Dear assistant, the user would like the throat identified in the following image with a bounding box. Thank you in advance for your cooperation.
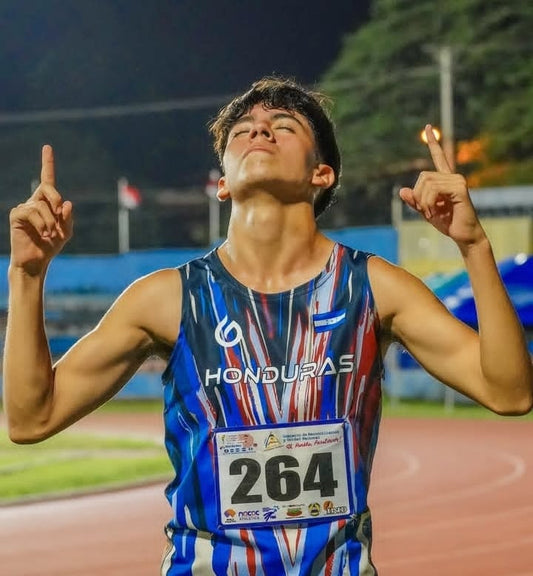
[217,237,336,294]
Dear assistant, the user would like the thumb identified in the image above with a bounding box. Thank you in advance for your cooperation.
[399,187,417,210]
[57,201,74,240]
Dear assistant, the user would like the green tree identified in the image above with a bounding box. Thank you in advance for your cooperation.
[321,0,533,223]
[449,0,533,184]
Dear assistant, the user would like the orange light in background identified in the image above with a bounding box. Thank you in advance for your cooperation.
[456,139,485,165]
[420,127,441,143]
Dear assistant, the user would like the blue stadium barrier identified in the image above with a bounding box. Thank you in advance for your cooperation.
[326,226,397,264]
[0,227,398,399]
[117,372,164,398]
[0,227,398,299]
[0,248,207,298]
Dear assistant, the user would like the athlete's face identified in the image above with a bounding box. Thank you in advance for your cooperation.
[218,104,333,204]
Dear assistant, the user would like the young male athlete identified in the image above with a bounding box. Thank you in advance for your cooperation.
[4,77,532,575]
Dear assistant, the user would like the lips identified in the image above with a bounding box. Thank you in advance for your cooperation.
[243,146,273,157]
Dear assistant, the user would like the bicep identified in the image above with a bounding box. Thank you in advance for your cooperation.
[47,269,181,434]
[369,257,485,401]
[54,311,151,418]
[392,288,483,390]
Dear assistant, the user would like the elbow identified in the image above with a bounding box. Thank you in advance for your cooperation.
[482,368,533,416]
[6,417,53,445]
[510,395,533,416]
[8,428,50,445]
[8,429,38,444]
[489,393,533,417]
[9,432,39,445]
[8,426,45,445]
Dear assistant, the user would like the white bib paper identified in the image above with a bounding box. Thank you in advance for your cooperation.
[214,420,353,528]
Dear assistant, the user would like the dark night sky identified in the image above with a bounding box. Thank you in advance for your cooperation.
[1,1,371,189]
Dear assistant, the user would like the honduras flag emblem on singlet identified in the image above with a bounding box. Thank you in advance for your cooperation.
[312,309,347,332]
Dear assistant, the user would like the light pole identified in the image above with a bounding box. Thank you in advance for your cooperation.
[205,169,221,246]
[438,45,455,171]
[438,45,458,412]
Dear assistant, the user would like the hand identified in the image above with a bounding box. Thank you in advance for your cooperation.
[9,145,73,276]
[399,125,486,248]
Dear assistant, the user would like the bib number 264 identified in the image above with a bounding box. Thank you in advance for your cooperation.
[230,452,338,504]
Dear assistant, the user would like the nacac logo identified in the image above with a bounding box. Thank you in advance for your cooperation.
[238,510,261,521]
[214,316,243,348]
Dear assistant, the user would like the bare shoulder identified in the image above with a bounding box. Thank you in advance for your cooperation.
[367,255,444,336]
[366,255,420,314]
[106,267,182,354]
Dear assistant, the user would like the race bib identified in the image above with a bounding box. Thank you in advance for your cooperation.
[214,420,353,528]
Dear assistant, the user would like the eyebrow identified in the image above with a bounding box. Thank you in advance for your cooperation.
[230,112,306,130]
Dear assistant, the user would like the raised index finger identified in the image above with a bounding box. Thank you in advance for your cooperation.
[41,144,55,186]
[425,124,452,173]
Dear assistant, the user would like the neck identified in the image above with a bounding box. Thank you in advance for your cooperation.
[218,197,334,292]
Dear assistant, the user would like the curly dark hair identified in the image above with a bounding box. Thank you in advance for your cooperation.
[208,76,341,218]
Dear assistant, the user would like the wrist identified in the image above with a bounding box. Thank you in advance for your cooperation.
[456,230,490,259]
[458,235,494,268]
[8,263,48,285]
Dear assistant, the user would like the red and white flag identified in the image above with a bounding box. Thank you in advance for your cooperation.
[118,178,142,210]
[205,169,221,199]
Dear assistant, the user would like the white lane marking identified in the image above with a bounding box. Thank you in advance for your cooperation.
[373,449,421,486]
[385,449,526,512]
[381,501,533,539]
[379,531,533,569]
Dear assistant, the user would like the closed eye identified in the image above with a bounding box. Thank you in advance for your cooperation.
[274,125,295,132]
[230,129,249,139]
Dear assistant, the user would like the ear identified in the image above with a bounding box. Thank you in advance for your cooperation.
[311,164,335,190]
[216,176,231,201]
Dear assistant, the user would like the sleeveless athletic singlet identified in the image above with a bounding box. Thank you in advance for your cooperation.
[161,243,383,575]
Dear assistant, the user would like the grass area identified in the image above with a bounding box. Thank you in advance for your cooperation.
[1,396,530,505]
[382,397,533,420]
[0,429,171,504]
[97,397,533,421]
[97,398,164,413]
[0,398,164,417]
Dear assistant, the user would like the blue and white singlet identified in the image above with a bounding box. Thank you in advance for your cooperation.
[161,243,383,575]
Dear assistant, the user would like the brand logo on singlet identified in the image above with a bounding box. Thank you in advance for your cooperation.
[214,316,243,348]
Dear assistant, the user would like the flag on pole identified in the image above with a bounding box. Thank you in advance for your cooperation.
[205,169,220,199]
[118,178,142,210]
[205,169,221,245]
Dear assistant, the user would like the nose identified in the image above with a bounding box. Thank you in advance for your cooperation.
[249,121,274,141]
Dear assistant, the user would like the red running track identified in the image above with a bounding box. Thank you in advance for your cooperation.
[1,412,532,575]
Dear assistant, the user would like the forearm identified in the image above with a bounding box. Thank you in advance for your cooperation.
[3,267,55,440]
[460,237,533,412]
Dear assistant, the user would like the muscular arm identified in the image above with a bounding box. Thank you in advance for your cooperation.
[374,125,532,415]
[4,145,181,443]
[4,268,181,443]
[369,252,533,415]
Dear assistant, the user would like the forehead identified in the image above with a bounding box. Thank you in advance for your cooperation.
[232,103,312,129]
